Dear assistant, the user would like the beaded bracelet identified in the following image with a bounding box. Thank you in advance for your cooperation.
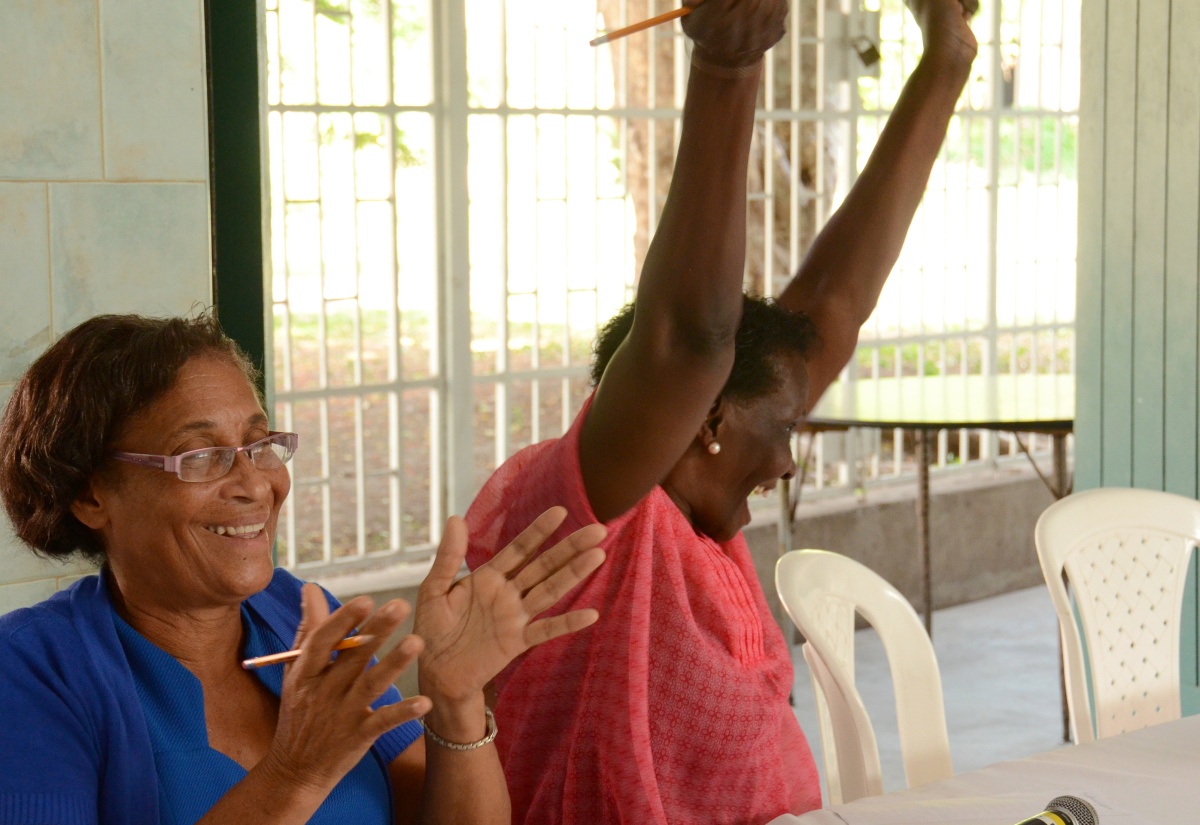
[422,707,498,751]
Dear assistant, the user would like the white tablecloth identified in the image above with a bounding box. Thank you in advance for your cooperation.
[771,715,1200,825]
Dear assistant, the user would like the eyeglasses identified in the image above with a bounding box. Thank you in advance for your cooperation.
[112,432,299,483]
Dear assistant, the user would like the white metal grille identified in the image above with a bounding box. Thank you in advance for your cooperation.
[798,0,1080,495]
[264,0,1081,574]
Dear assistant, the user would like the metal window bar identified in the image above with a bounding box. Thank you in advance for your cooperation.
[264,0,1080,575]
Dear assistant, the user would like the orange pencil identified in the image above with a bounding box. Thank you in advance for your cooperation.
[590,7,693,47]
[241,634,376,670]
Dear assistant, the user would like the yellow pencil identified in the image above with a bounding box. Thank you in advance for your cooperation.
[241,634,375,670]
[590,7,693,48]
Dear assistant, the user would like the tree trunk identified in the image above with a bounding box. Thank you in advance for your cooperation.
[593,0,834,296]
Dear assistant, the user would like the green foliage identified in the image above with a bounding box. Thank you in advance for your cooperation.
[858,334,998,379]
[394,1,426,46]
[355,130,382,151]
[302,0,425,45]
[994,331,1073,375]
[284,309,393,341]
[319,122,337,147]
[597,119,623,183]
[315,0,349,22]
[311,114,424,169]
[941,117,1077,181]
[395,129,426,168]
[855,348,873,373]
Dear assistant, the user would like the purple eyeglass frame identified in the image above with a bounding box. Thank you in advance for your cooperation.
[112,431,299,482]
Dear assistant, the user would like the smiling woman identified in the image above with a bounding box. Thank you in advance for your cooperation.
[0,312,607,825]
[73,354,292,615]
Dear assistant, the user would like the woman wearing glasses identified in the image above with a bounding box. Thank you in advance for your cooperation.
[0,313,605,825]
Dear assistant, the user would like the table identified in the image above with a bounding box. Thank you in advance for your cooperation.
[784,374,1075,635]
[769,715,1200,825]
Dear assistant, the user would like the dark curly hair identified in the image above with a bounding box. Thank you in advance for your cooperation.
[591,294,818,402]
[0,312,260,562]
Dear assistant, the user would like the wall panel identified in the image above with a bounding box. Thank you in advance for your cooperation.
[1130,0,1169,490]
[1163,0,1200,499]
[0,0,212,610]
[1077,0,1200,714]
[1097,0,1136,488]
[1073,0,1106,489]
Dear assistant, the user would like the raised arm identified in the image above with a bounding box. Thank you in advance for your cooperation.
[580,0,787,522]
[778,0,978,405]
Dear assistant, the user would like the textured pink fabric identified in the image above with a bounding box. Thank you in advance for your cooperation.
[466,396,821,825]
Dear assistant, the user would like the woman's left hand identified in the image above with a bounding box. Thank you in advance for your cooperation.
[413,507,606,703]
[906,0,979,68]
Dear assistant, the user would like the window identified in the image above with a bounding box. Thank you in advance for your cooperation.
[262,0,1081,574]
[802,0,1080,492]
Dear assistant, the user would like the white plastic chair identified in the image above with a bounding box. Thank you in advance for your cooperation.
[1035,487,1199,744]
[775,549,953,804]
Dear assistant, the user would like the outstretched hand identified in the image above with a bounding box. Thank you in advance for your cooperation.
[906,0,979,66]
[414,508,606,703]
[681,0,788,69]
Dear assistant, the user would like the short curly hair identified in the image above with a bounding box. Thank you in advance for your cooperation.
[0,312,260,562]
[591,293,818,401]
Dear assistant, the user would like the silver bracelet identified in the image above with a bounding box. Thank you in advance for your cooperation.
[421,707,498,751]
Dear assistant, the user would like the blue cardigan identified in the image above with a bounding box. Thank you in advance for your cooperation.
[0,568,422,825]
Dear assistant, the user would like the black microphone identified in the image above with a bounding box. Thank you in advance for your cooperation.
[1014,795,1098,825]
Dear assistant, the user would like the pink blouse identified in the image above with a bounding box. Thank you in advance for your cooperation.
[466,397,821,824]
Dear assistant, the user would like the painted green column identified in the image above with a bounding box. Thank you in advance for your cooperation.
[205,0,273,567]
[1075,0,1200,714]
[204,0,270,407]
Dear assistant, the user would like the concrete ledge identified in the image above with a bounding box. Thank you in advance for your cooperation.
[314,558,434,602]
[319,463,1062,696]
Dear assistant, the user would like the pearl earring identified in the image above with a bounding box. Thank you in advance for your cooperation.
[707,442,721,455]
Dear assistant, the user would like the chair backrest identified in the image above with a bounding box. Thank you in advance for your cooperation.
[1034,487,1199,744]
[776,549,953,804]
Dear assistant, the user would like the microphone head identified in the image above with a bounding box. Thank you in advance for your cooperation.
[1046,795,1098,825]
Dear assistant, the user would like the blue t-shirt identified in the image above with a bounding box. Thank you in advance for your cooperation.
[112,605,391,825]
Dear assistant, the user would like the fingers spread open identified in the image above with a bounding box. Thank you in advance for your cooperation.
[511,522,606,595]
[520,546,606,617]
[319,599,413,690]
[488,506,569,577]
[354,598,411,642]
[359,633,424,701]
[524,608,601,649]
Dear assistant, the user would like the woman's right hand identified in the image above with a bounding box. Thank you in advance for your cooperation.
[414,509,606,707]
[681,0,788,68]
[260,585,429,795]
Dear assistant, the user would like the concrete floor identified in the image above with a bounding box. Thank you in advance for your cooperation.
[789,584,1070,797]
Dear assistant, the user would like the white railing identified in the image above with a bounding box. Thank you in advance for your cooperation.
[263,0,1080,574]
